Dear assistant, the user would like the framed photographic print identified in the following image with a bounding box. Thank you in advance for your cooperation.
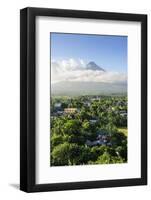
[20,7,147,192]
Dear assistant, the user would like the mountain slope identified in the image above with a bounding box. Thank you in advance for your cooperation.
[86,61,105,72]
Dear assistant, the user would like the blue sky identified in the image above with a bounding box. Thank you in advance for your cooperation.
[50,33,127,73]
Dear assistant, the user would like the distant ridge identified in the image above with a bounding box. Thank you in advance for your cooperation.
[86,61,105,72]
[52,81,127,96]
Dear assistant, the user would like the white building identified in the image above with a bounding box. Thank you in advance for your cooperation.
[54,103,62,108]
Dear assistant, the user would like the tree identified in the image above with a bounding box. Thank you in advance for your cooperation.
[111,131,126,147]
[82,120,90,131]
[51,134,64,149]
[51,142,70,166]
[63,119,81,135]
[79,146,92,164]
[63,134,85,145]
[116,142,127,162]
[95,152,111,164]
[90,146,107,161]
[95,152,124,164]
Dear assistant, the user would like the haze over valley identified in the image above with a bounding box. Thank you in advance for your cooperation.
[51,60,127,96]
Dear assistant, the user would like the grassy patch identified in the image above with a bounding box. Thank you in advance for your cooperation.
[117,127,128,137]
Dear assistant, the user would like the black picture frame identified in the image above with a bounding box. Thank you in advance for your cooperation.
[20,7,147,192]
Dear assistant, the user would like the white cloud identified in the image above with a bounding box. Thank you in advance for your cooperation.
[51,59,127,84]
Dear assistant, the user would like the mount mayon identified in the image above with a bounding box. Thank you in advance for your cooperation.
[86,61,105,72]
[52,61,127,96]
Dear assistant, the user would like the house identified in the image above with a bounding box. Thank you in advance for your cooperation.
[119,111,127,117]
[89,117,98,124]
[89,119,98,124]
[116,101,123,106]
[64,108,77,114]
[86,139,107,147]
[120,113,127,117]
[53,102,63,114]
[56,111,64,115]
[85,129,112,147]
[83,101,91,107]
[54,103,62,108]
[91,96,100,101]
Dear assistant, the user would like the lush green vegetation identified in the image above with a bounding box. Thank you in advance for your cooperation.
[117,127,128,137]
[50,95,127,166]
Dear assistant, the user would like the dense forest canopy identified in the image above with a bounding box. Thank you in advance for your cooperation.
[50,95,127,166]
